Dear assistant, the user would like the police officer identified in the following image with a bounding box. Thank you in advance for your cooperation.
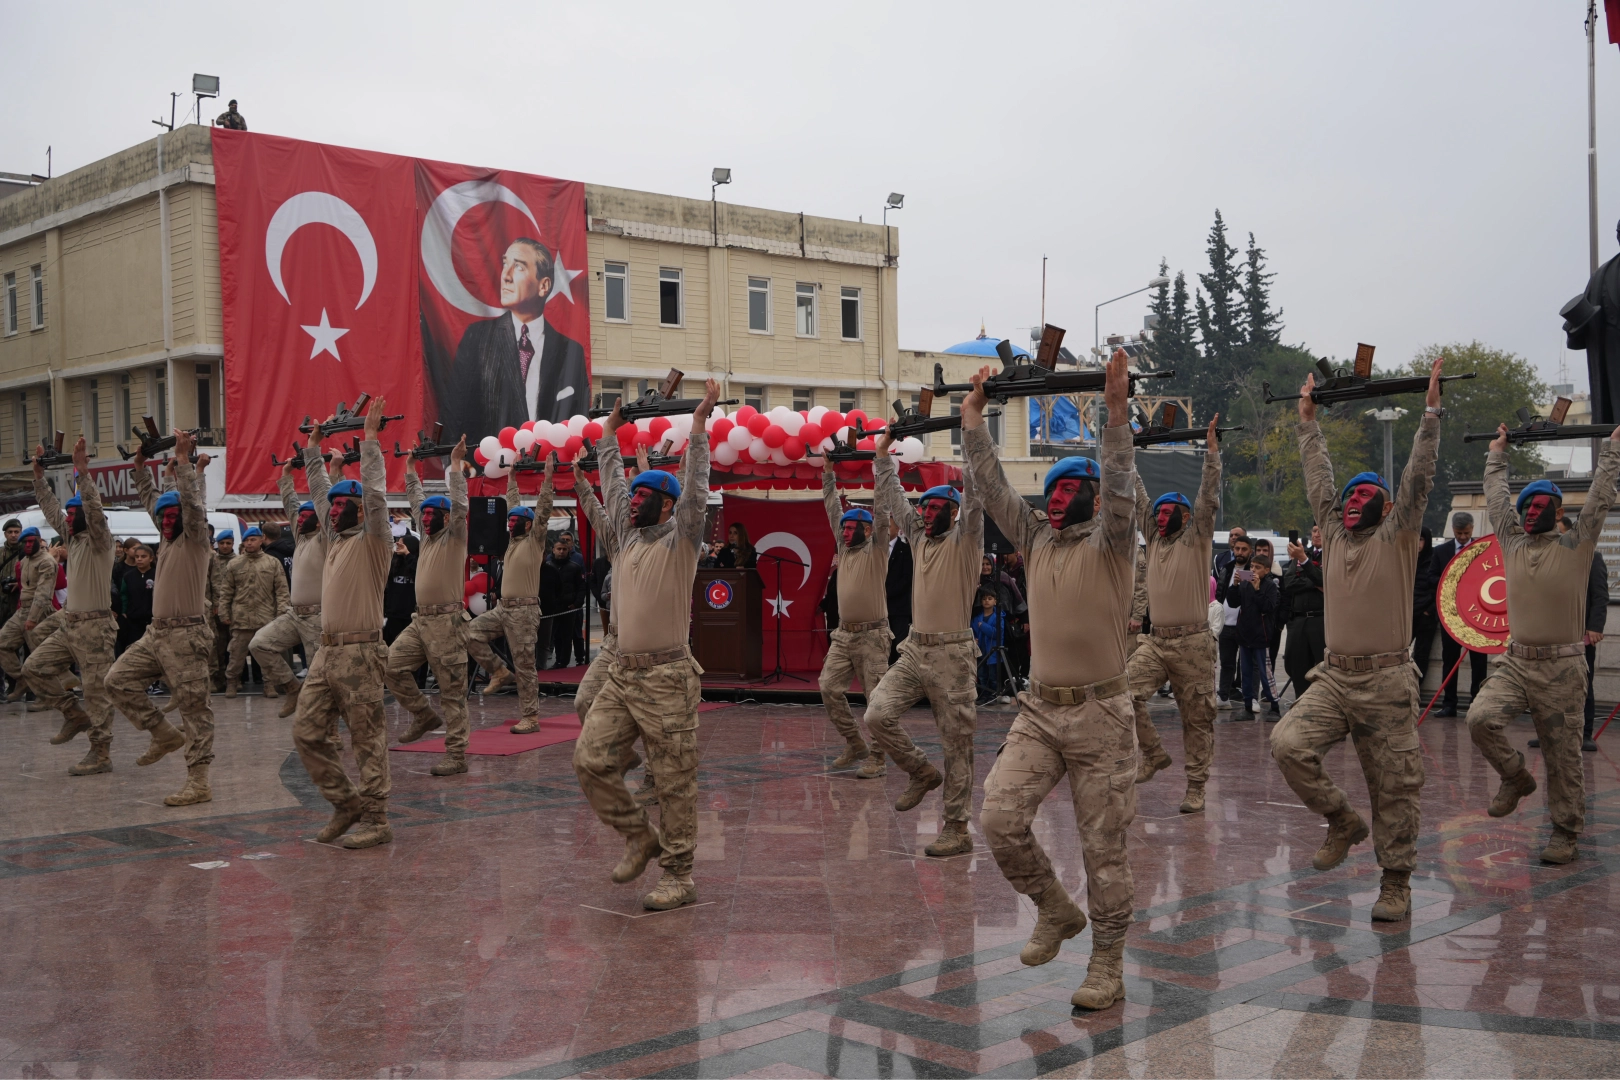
[249,455,338,717]
[966,350,1142,1011]
[292,401,394,849]
[817,459,893,777]
[464,452,553,733]
[107,430,216,806]
[215,100,247,130]
[1467,423,1620,864]
[1128,417,1223,812]
[571,381,718,911]
[389,438,474,775]
[862,433,983,857]
[27,436,119,774]
[0,526,55,705]
[218,526,289,697]
[1270,358,1444,922]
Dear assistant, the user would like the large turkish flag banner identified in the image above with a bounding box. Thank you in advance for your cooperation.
[720,496,837,670]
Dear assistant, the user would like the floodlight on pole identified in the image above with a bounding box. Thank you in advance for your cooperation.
[1365,406,1408,488]
[1096,275,1173,352]
[710,168,732,246]
[192,74,219,127]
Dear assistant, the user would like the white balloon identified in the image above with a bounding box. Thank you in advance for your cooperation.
[770,448,791,466]
[769,405,791,423]
[805,454,825,467]
[567,415,587,436]
[712,441,740,466]
[479,435,502,460]
[748,437,770,462]
[727,426,753,450]
[532,419,553,442]
[709,405,727,422]
[483,460,506,479]
[780,411,805,435]
[900,437,926,464]
[512,429,536,452]
[818,436,836,453]
[807,405,828,424]
[467,592,487,616]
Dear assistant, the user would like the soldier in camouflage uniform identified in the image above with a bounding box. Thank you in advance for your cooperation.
[27,437,120,774]
[207,533,235,692]
[817,461,893,777]
[1270,359,1445,923]
[292,402,395,849]
[390,439,474,775]
[249,457,338,718]
[215,100,247,130]
[0,526,56,704]
[218,526,289,697]
[1466,425,1620,865]
[107,432,217,806]
[572,382,718,911]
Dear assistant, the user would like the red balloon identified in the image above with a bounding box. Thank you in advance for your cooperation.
[783,436,806,460]
[857,436,876,451]
[762,424,788,449]
[520,420,536,432]
[635,430,657,447]
[473,448,488,466]
[499,426,518,449]
[565,435,584,453]
[799,422,823,446]
[846,409,868,426]
[711,417,734,440]
[582,421,604,440]
[821,411,844,432]
[616,425,637,448]
[648,416,672,438]
[733,405,758,426]
[864,418,886,432]
[746,413,771,437]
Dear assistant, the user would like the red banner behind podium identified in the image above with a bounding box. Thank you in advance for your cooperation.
[721,496,835,670]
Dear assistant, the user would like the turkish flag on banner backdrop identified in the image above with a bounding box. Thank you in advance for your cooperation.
[721,496,837,670]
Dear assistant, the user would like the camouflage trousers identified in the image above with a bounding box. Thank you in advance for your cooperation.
[863,634,978,822]
[577,630,648,778]
[1468,652,1587,835]
[249,608,322,689]
[384,611,470,755]
[466,600,542,717]
[224,625,267,682]
[574,652,702,876]
[1270,662,1424,872]
[24,612,117,747]
[293,639,391,808]
[0,609,47,689]
[981,686,1138,944]
[107,621,217,768]
[208,614,229,684]
[818,625,892,746]
[1128,630,1218,783]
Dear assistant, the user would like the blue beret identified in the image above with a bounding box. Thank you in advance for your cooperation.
[1153,492,1191,512]
[421,495,451,512]
[154,490,181,511]
[1043,456,1100,498]
[1517,479,1563,515]
[241,526,263,539]
[631,470,681,500]
[298,501,314,513]
[920,484,961,505]
[65,493,83,509]
[1340,471,1389,503]
[507,505,536,521]
[840,507,874,524]
[19,527,39,541]
[328,479,363,498]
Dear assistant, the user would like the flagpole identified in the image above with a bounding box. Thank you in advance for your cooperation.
[1590,0,1601,276]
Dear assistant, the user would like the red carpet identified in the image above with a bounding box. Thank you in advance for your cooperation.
[540,664,828,691]
[390,702,737,756]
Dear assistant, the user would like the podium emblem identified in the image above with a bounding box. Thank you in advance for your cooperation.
[704,579,734,610]
[1437,536,1510,654]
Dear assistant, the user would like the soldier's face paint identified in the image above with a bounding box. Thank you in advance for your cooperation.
[842,519,867,546]
[508,513,529,538]
[64,507,85,537]
[329,496,360,532]
[297,509,319,534]
[630,488,667,528]
[20,536,38,557]
[1156,503,1185,537]
[421,507,445,536]
[922,498,955,537]
[160,506,182,541]
[1523,494,1559,533]
[1342,484,1386,530]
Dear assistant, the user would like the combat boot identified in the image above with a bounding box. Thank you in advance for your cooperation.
[277,681,302,718]
[163,763,212,806]
[49,711,91,745]
[430,753,468,776]
[1489,768,1538,818]
[1019,883,1087,966]
[1070,938,1126,1010]
[612,824,664,883]
[1540,826,1579,865]
[856,750,887,779]
[1179,783,1206,814]
[1312,807,1370,871]
[832,738,869,768]
[925,819,973,857]
[399,710,442,744]
[895,763,943,811]
[316,796,366,843]
[26,697,50,712]
[341,805,394,849]
[1135,748,1172,784]
[510,714,541,734]
[482,666,515,695]
[634,772,660,806]
[67,743,112,776]
[135,720,186,766]
[1370,869,1411,922]
[224,678,239,699]
[642,871,697,911]
[262,682,279,699]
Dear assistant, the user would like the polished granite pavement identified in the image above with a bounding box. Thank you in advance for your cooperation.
[1,686,1618,1078]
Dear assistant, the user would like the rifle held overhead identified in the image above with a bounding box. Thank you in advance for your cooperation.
[1262,344,1475,407]
[1462,399,1617,444]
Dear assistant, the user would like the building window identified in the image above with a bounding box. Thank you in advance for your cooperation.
[603,262,628,322]
[747,277,771,333]
[117,374,132,442]
[196,364,212,431]
[13,393,25,457]
[3,274,14,335]
[596,378,625,412]
[947,393,1001,451]
[792,387,811,412]
[795,283,817,337]
[744,385,765,412]
[30,266,43,330]
[839,390,857,414]
[87,379,102,447]
[659,268,682,327]
[149,369,167,435]
[841,287,861,340]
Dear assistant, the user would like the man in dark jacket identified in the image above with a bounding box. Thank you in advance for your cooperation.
[265,520,297,584]
[884,522,912,664]
[1214,533,1253,706]
[1233,553,1280,716]
[1410,528,1439,684]
[1280,534,1325,703]
[545,536,588,668]
[0,519,23,630]
[1434,512,1490,716]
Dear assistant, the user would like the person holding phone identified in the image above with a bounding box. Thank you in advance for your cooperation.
[1280,533,1325,703]
[1235,554,1281,716]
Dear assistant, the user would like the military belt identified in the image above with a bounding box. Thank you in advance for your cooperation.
[1325,648,1409,672]
[840,618,889,633]
[322,629,382,646]
[1030,674,1131,706]
[616,645,690,669]
[152,615,205,630]
[1151,622,1206,640]
[416,602,464,616]
[1508,641,1585,660]
[292,603,321,616]
[59,608,112,624]
[500,595,541,608]
[910,628,973,646]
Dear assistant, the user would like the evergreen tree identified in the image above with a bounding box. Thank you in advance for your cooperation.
[1197,210,1245,363]
[1242,232,1282,348]
[1145,259,1171,371]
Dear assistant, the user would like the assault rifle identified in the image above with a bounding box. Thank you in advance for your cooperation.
[1462,399,1617,444]
[269,440,333,472]
[337,438,363,467]
[1132,402,1243,447]
[23,431,73,469]
[822,426,874,463]
[393,423,458,460]
[297,393,404,437]
[117,415,201,461]
[873,389,1001,440]
[931,328,1174,404]
[587,368,738,421]
[1262,343,1475,407]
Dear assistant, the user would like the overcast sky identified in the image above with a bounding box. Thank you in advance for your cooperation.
[7,2,1619,391]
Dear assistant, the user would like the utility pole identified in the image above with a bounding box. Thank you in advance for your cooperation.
[1589,0,1601,275]
[1366,407,1407,490]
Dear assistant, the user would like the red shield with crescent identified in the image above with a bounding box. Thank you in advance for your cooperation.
[704,579,734,610]
[1436,536,1510,654]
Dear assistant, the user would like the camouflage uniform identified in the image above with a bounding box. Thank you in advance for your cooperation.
[218,547,289,688]
[0,549,56,694]
[817,470,892,763]
[207,550,234,689]
[464,472,554,722]
[248,470,328,701]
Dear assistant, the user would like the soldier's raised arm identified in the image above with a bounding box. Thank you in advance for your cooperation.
[34,470,66,536]
[674,381,718,546]
[447,439,470,537]
[304,441,337,543]
[821,465,846,542]
[405,457,426,530]
[872,441,922,544]
[1387,357,1443,537]
[1483,430,1521,554]
[173,431,209,545]
[1193,416,1223,539]
[1096,349,1138,557]
[359,399,389,541]
[1573,427,1620,552]
[133,454,160,521]
[959,365,1034,552]
[277,462,302,523]
[1295,373,1340,539]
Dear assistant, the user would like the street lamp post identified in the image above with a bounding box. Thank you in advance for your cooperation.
[1095,276,1171,353]
[710,168,732,247]
[1365,406,1408,489]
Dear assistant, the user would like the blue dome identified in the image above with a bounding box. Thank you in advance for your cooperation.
[944,334,1030,359]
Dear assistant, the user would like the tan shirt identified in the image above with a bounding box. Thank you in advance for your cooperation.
[824,471,889,625]
[1301,415,1439,657]
[967,423,1137,687]
[305,439,391,635]
[36,474,114,612]
[405,466,469,607]
[17,550,54,624]
[1135,447,1221,629]
[1486,443,1620,646]
[598,433,711,655]
[279,470,329,608]
[875,447,982,635]
[137,457,212,620]
[500,471,555,600]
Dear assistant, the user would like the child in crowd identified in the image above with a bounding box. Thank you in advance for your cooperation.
[972,588,1005,704]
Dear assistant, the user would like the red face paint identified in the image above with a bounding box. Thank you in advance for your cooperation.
[1047,478,1083,529]
[1342,483,1384,529]
[1523,493,1557,532]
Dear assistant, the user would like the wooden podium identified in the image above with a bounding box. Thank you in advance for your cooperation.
[691,568,763,679]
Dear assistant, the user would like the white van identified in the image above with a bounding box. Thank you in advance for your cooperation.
[7,506,248,547]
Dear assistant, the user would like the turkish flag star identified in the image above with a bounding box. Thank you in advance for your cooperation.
[302,308,349,361]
